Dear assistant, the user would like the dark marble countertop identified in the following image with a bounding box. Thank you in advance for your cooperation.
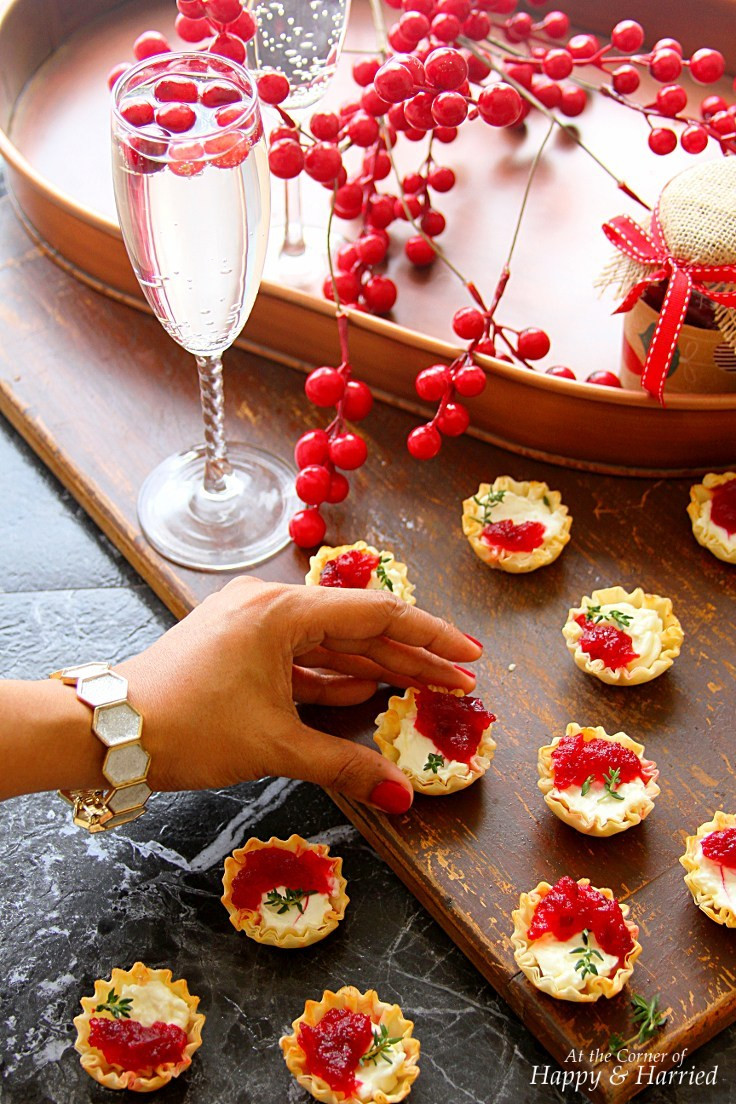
[1,176,735,1104]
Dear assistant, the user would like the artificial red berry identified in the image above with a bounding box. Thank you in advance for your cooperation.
[653,37,682,55]
[421,209,446,237]
[398,10,431,46]
[690,48,725,84]
[374,60,415,106]
[478,83,523,127]
[648,127,677,155]
[347,111,380,147]
[656,84,687,117]
[215,104,247,126]
[333,183,363,219]
[612,64,640,95]
[404,91,435,131]
[474,337,495,356]
[289,509,326,548]
[465,49,491,83]
[428,166,455,192]
[405,236,436,266]
[710,110,735,136]
[155,103,196,132]
[121,99,155,127]
[326,472,350,504]
[407,423,442,459]
[365,149,391,180]
[336,243,359,272]
[257,71,290,105]
[210,33,246,63]
[388,25,416,54]
[452,307,485,340]
[542,10,570,38]
[437,0,470,19]
[309,112,339,140]
[107,62,131,90]
[463,10,490,40]
[611,20,644,52]
[454,363,486,397]
[133,32,171,60]
[517,327,550,360]
[304,143,343,183]
[268,139,304,179]
[424,47,468,91]
[169,141,205,177]
[433,125,458,143]
[431,12,461,42]
[366,194,396,228]
[329,433,368,469]
[701,94,727,119]
[229,10,257,40]
[201,81,241,107]
[437,400,470,436]
[178,0,206,16]
[531,76,562,110]
[542,49,573,80]
[416,364,452,400]
[431,91,468,127]
[296,464,331,505]
[363,275,398,313]
[305,367,346,406]
[568,34,598,60]
[356,233,387,265]
[342,380,374,420]
[559,84,587,117]
[155,78,198,103]
[546,364,576,379]
[205,131,250,168]
[650,49,682,82]
[505,11,533,41]
[352,57,381,87]
[322,271,361,303]
[504,62,534,90]
[204,0,242,21]
[295,429,329,467]
[586,370,622,388]
[681,124,708,153]
[175,14,211,42]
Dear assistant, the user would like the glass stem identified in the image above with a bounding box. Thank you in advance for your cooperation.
[282,174,306,258]
[196,354,233,494]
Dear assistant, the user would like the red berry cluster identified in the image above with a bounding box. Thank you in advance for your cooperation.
[289,315,375,547]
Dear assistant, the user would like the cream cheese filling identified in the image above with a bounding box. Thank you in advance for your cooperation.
[476,490,564,541]
[552,776,649,823]
[528,930,619,992]
[355,1041,407,1101]
[258,884,334,932]
[394,702,478,782]
[118,980,190,1029]
[692,843,736,912]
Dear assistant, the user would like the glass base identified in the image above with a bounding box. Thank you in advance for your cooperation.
[264,221,342,291]
[137,442,298,572]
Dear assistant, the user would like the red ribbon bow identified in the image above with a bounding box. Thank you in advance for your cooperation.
[602,209,736,404]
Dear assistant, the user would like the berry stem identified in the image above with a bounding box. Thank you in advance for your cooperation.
[504,120,554,269]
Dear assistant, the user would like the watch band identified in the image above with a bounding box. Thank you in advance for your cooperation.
[50,662,151,833]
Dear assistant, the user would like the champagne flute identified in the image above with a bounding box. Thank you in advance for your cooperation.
[248,0,352,285]
[111,51,297,571]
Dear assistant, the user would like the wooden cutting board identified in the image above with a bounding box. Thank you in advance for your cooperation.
[1,195,735,1102]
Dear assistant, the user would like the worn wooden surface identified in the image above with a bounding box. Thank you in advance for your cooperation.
[1,191,735,1101]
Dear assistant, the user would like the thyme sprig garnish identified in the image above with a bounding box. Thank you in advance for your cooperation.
[599,767,625,802]
[580,774,595,797]
[585,604,634,630]
[607,993,669,1059]
[472,489,506,525]
[95,988,133,1020]
[543,494,551,510]
[376,555,394,592]
[265,888,309,915]
[424,752,444,774]
[571,928,604,981]
[360,1023,403,1067]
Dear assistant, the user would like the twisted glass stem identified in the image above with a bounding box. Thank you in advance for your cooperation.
[196,354,233,494]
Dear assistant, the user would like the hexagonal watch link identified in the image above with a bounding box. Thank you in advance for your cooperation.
[50,662,151,832]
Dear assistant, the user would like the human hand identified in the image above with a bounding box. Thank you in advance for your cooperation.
[115,576,482,814]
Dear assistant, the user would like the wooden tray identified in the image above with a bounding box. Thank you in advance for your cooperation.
[1,0,735,474]
[1,192,735,1104]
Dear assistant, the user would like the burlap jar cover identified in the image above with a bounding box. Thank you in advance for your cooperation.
[598,158,736,402]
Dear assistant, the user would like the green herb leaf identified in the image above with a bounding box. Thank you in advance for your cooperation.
[360,1023,404,1067]
[599,767,625,802]
[424,752,444,774]
[94,988,133,1021]
[473,490,506,525]
[585,604,633,630]
[543,495,551,510]
[608,1032,626,1059]
[265,888,309,915]
[570,929,604,980]
[580,775,595,797]
[376,555,394,593]
[631,993,668,1044]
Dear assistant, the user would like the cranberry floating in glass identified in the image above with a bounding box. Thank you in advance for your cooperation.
[111,52,297,571]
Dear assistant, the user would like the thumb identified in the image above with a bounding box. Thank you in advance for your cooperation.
[275,720,414,815]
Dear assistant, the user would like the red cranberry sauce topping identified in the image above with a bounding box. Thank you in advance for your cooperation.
[527,876,633,959]
[481,518,546,553]
[319,549,380,588]
[88,1018,187,1072]
[551,732,645,791]
[711,478,736,538]
[230,846,335,911]
[414,687,495,765]
[702,828,736,870]
[574,613,639,671]
[298,1008,374,1095]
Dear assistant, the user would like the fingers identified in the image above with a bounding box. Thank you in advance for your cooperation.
[296,645,476,692]
[291,666,378,706]
[273,717,414,815]
[294,587,482,662]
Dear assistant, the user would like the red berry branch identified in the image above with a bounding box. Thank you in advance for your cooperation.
[116,0,736,547]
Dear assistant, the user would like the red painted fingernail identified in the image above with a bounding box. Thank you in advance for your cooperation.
[370,780,413,814]
[464,633,483,649]
[454,665,476,678]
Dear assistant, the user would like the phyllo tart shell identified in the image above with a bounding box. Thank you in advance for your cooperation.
[687,472,736,565]
[680,811,736,928]
[280,985,420,1104]
[374,685,496,796]
[511,880,642,1003]
[562,585,684,686]
[221,833,349,949]
[73,961,204,1092]
[462,476,571,573]
[537,723,660,837]
[305,541,416,604]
